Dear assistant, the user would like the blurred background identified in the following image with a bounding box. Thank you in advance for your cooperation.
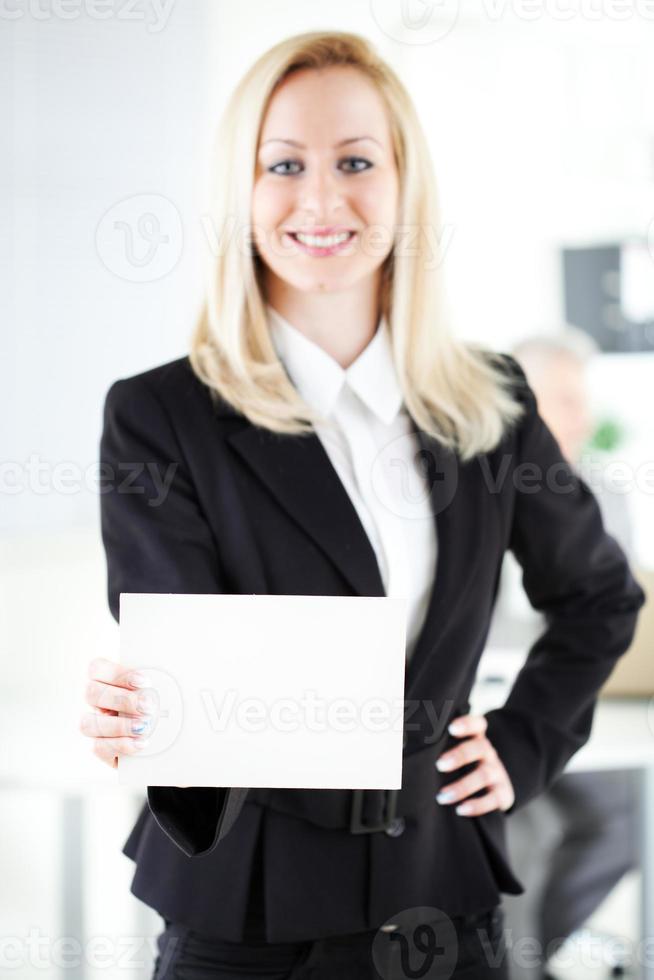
[2,1,653,977]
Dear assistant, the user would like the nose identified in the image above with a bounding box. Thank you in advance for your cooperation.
[297,164,345,219]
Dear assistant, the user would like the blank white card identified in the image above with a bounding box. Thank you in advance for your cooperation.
[117,593,407,789]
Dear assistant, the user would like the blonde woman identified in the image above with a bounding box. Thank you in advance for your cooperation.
[81,31,644,980]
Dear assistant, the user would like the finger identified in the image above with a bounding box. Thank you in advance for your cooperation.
[448,714,488,737]
[435,762,497,806]
[80,711,155,739]
[436,734,496,772]
[454,789,504,817]
[85,678,156,717]
[96,706,119,718]
[496,778,515,811]
[87,657,150,691]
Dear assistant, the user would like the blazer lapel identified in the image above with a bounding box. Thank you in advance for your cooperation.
[404,425,485,692]
[225,418,486,692]
[226,424,385,598]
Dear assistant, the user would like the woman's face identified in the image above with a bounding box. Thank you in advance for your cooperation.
[252,66,399,296]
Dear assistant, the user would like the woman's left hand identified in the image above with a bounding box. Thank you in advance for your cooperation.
[434,713,515,816]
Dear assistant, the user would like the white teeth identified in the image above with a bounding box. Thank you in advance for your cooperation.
[293,231,352,248]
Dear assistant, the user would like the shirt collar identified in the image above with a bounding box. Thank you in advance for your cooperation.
[266,303,403,424]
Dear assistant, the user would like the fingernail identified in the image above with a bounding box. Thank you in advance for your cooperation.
[133,737,150,751]
[129,671,151,688]
[137,691,157,714]
[436,791,455,803]
[131,717,153,735]
[448,722,464,735]
[456,803,472,815]
[436,757,454,771]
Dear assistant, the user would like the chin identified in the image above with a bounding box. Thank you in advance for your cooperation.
[299,267,371,293]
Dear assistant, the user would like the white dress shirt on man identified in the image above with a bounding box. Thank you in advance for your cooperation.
[266,304,437,663]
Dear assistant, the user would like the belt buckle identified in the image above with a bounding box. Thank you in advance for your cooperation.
[349,789,399,834]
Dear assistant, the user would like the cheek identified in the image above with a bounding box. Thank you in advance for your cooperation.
[354,174,398,224]
[251,180,293,230]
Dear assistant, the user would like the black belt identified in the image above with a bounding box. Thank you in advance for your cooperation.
[246,727,453,836]
[349,787,399,834]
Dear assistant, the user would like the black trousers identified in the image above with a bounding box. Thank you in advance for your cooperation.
[152,905,508,979]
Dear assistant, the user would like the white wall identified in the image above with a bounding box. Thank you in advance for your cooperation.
[2,5,215,975]
[3,1,215,534]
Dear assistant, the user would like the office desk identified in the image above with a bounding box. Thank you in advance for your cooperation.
[472,665,654,980]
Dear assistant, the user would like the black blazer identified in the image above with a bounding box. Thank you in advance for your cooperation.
[99,352,644,943]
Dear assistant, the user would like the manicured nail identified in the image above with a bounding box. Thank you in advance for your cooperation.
[131,717,153,735]
[137,691,157,714]
[436,791,455,804]
[436,757,454,771]
[456,803,472,815]
[448,722,464,735]
[129,671,151,688]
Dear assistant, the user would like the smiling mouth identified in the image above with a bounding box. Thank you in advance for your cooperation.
[284,230,357,252]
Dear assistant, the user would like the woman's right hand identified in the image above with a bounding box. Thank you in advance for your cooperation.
[81,657,156,769]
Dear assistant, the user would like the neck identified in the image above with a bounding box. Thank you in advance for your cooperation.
[263,270,382,369]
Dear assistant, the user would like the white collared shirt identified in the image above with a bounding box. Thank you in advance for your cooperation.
[266,304,437,662]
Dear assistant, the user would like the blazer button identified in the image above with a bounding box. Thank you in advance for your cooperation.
[385,816,406,838]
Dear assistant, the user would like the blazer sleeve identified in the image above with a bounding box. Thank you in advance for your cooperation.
[484,355,646,813]
[100,374,249,857]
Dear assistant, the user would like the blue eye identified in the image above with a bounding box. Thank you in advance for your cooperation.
[340,157,373,173]
[268,157,373,176]
[269,160,302,176]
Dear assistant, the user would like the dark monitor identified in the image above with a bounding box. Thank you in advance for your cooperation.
[562,241,654,353]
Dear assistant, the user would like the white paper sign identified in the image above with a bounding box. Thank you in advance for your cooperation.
[117,593,407,789]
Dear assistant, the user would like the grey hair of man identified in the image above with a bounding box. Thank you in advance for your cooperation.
[511,326,599,382]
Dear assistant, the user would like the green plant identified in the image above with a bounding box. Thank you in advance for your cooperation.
[587,418,625,453]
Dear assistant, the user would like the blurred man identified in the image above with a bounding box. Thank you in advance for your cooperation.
[487,328,638,979]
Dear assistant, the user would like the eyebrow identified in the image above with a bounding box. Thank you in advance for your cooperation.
[260,136,382,149]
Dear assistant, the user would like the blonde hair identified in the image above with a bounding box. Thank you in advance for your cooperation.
[189,30,524,461]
